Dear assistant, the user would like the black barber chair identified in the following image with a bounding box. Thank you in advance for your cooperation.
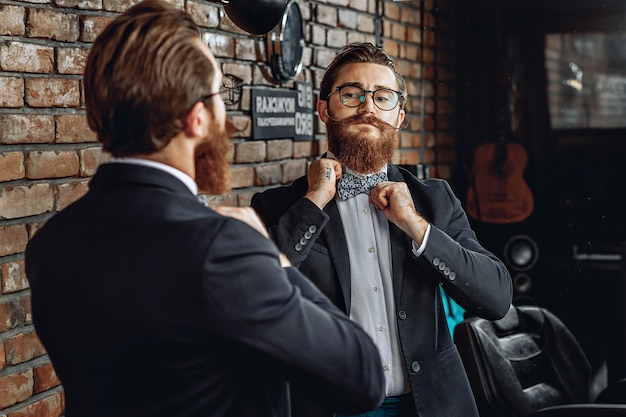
[454,304,626,417]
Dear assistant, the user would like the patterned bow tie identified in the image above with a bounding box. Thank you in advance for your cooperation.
[337,171,388,200]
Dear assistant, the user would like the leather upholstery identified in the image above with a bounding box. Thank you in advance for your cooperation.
[454,305,626,417]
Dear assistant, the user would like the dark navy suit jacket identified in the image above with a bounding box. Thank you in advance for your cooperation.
[251,163,513,417]
[25,163,385,417]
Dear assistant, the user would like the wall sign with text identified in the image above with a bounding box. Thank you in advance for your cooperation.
[250,82,314,141]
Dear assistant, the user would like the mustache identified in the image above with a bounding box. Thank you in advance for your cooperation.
[327,112,400,131]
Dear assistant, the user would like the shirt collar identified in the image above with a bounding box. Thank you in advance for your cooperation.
[107,157,198,195]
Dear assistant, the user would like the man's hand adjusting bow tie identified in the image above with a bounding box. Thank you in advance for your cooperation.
[337,171,388,200]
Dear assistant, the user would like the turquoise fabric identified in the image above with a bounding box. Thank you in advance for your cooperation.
[336,394,413,417]
[442,287,465,336]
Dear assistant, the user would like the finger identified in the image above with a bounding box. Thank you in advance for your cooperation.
[369,186,389,209]
[326,159,343,177]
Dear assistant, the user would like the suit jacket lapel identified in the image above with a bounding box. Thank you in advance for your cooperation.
[387,164,416,304]
[322,199,353,314]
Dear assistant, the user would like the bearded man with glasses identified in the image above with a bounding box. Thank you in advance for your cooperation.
[251,42,513,417]
[24,5,386,417]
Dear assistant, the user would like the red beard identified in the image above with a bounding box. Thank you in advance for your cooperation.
[326,113,399,174]
[194,117,238,195]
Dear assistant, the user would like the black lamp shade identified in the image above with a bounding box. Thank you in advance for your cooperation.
[224,0,287,35]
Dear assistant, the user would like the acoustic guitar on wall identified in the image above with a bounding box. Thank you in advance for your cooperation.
[466,135,534,224]
[466,37,534,225]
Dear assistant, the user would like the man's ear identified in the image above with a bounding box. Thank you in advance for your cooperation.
[396,108,406,129]
[317,99,329,123]
[182,101,208,138]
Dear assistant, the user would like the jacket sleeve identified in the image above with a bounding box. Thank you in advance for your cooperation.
[412,178,513,320]
[201,217,384,414]
[251,182,330,267]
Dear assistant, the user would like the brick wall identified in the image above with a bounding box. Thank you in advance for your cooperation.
[0,0,457,414]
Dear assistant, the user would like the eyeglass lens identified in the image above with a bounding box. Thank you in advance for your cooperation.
[338,85,400,111]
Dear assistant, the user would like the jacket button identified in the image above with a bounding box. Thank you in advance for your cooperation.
[398,310,407,320]
[433,257,440,266]
[438,262,446,271]
[295,243,303,252]
[449,271,456,280]
[299,237,308,245]
[443,266,450,275]
[411,361,421,373]
[308,225,317,233]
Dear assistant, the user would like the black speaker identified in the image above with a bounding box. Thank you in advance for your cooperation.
[469,221,543,306]
[502,233,540,305]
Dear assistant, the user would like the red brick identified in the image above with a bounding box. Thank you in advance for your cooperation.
[25,150,80,179]
[254,164,282,186]
[103,0,140,12]
[0,114,55,144]
[398,150,419,166]
[327,29,348,49]
[204,32,235,59]
[0,297,19,332]
[79,147,108,176]
[311,25,326,45]
[56,0,101,10]
[0,340,5,371]
[0,292,32,329]
[0,42,53,73]
[0,151,25,182]
[347,31,370,45]
[237,191,255,207]
[33,363,61,394]
[234,141,265,163]
[0,5,25,36]
[7,392,63,417]
[293,141,315,158]
[315,48,336,69]
[27,8,79,42]
[357,15,376,33]
[186,1,219,28]
[80,15,114,42]
[234,38,256,61]
[0,224,28,257]
[316,4,337,27]
[57,47,89,75]
[338,9,357,29]
[0,183,54,220]
[1,260,28,294]
[55,180,89,211]
[229,166,254,189]
[56,114,98,144]
[0,76,24,107]
[282,159,306,183]
[384,1,400,20]
[25,78,80,108]
[5,331,47,365]
[228,115,252,138]
[20,293,33,325]
[0,370,33,408]
[267,139,293,161]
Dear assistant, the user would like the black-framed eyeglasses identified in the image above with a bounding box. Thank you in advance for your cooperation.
[199,74,244,106]
[329,84,405,111]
